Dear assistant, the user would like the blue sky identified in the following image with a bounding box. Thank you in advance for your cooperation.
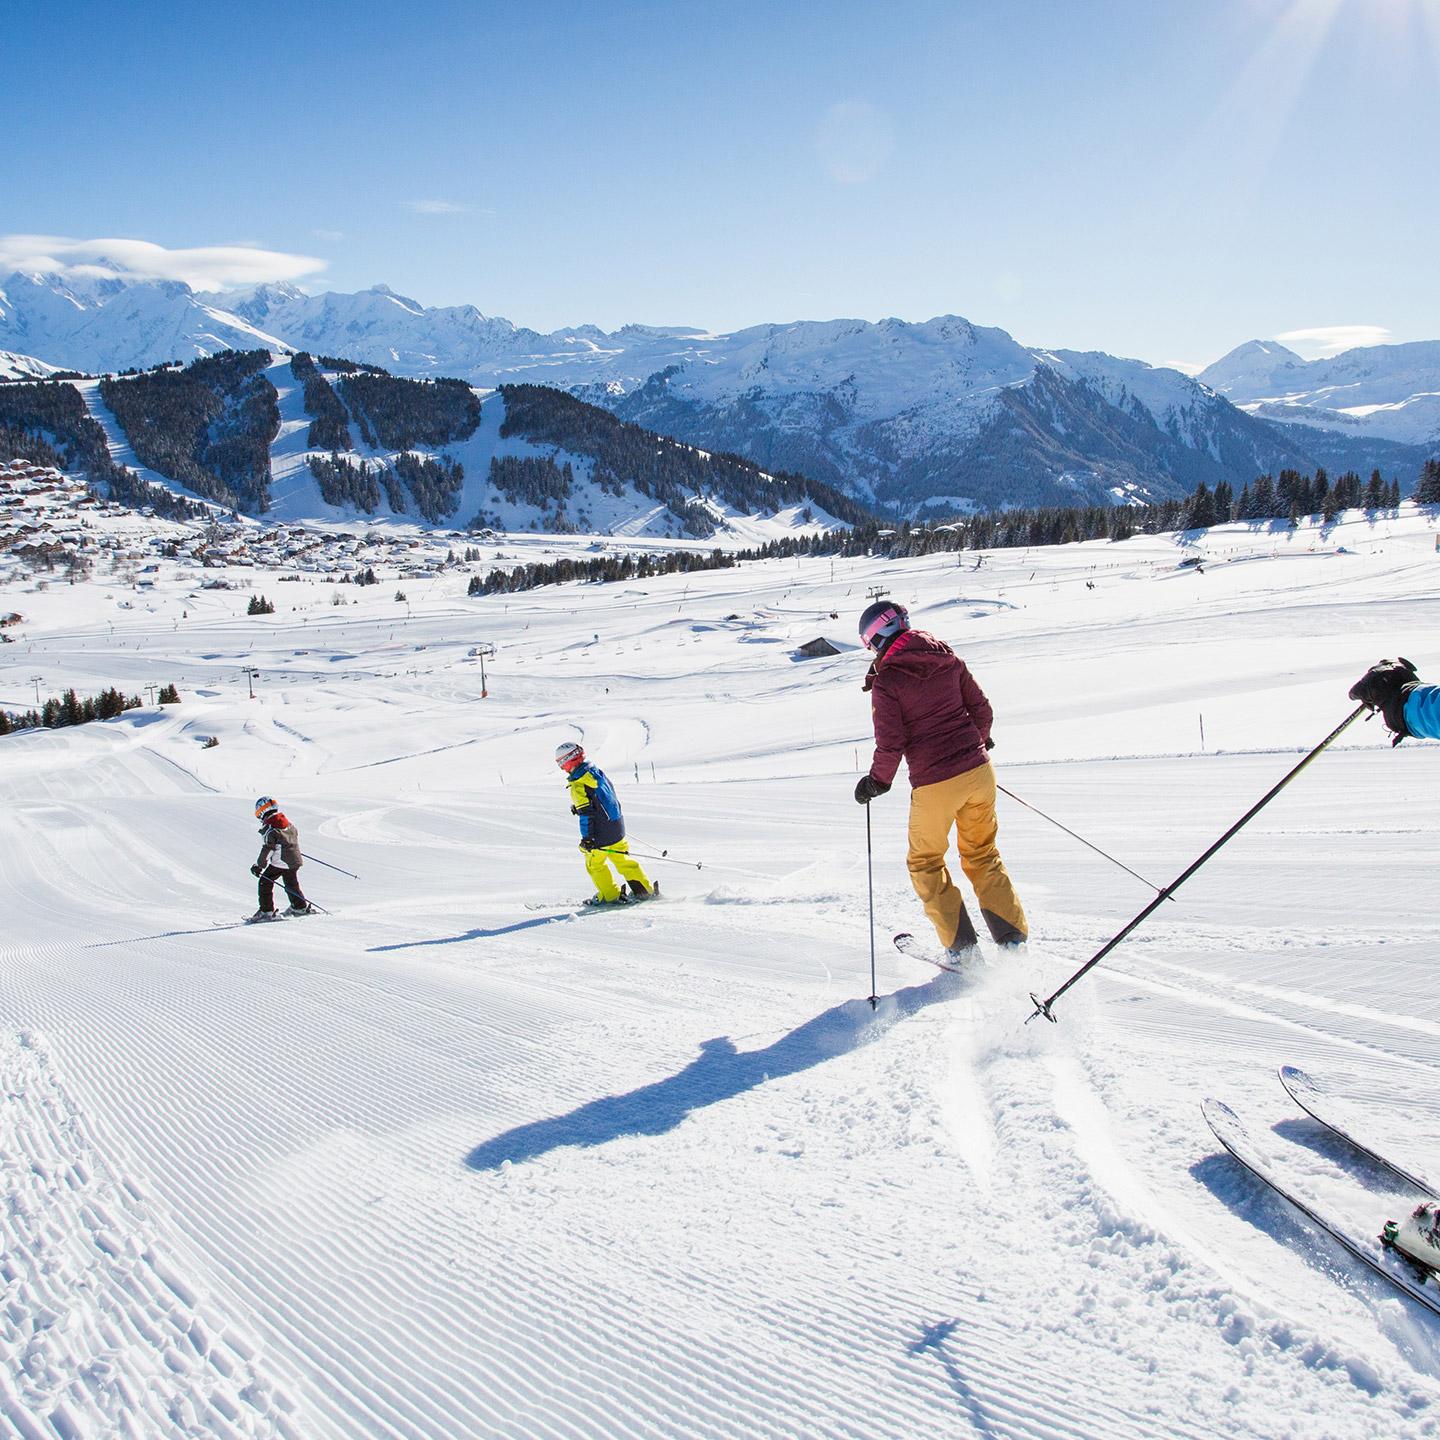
[4,0,1437,367]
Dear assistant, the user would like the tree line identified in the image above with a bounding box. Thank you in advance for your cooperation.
[488,455,574,509]
[0,380,204,520]
[394,451,465,522]
[497,384,872,538]
[468,547,737,595]
[100,350,279,511]
[308,454,384,512]
[290,353,353,451]
[1415,457,1440,504]
[1185,468,1403,529]
[314,355,388,375]
[462,463,1434,599]
[338,373,481,449]
[0,685,149,736]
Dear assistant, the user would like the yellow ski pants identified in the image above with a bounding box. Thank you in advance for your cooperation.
[583,839,652,902]
[907,763,1027,950]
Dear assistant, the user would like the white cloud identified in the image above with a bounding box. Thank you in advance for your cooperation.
[403,199,472,215]
[0,234,326,290]
[312,228,345,242]
[1274,324,1392,358]
[1159,359,1205,376]
[816,101,895,184]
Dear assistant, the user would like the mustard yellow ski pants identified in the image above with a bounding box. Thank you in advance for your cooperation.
[907,763,1027,950]
[583,839,652,902]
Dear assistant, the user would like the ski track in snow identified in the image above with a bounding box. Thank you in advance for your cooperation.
[2,511,1440,1436]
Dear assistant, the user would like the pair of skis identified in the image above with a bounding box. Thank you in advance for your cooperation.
[1204,1067,1440,1318]
[525,883,663,916]
[239,907,326,925]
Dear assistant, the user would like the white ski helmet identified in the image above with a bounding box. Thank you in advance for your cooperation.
[555,741,584,772]
[254,795,279,820]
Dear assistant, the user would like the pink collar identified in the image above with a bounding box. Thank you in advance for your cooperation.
[877,629,917,667]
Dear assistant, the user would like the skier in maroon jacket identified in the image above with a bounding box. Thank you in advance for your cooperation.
[854,600,1027,958]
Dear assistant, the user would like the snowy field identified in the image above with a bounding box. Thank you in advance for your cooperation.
[2,507,1439,1439]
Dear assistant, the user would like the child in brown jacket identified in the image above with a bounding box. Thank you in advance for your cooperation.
[248,796,316,921]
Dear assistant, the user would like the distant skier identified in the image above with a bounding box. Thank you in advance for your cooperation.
[1349,658,1440,742]
[853,600,1027,958]
[555,742,655,907]
[249,796,317,921]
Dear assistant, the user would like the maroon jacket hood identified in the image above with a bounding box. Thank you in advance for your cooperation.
[866,630,992,788]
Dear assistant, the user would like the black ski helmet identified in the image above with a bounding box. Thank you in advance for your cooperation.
[858,599,909,651]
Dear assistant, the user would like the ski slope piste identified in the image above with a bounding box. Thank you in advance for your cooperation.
[2,504,1439,1439]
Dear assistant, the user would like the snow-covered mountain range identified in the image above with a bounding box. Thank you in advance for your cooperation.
[1200,339,1440,447]
[3,268,1436,514]
[0,349,59,380]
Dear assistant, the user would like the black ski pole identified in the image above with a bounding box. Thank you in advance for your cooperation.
[300,851,360,880]
[1028,704,1367,1024]
[866,804,878,1010]
[997,784,1168,897]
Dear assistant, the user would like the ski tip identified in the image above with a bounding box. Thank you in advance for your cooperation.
[1277,1065,1319,1106]
[1200,1097,1242,1137]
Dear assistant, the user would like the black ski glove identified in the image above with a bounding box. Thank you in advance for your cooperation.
[984,737,995,751]
[250,864,263,877]
[1348,657,1419,743]
[854,775,891,805]
[579,836,597,851]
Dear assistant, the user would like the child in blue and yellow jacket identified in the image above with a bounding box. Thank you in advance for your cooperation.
[555,742,655,906]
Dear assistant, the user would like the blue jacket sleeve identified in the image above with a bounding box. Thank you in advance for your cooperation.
[1404,684,1440,741]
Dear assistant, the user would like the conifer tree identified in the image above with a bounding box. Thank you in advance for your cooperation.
[1186,481,1216,529]
[1212,480,1234,524]
[1416,457,1440,504]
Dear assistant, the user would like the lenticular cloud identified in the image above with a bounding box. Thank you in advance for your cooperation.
[0,234,327,290]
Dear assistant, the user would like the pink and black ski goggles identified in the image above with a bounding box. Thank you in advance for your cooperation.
[860,605,905,651]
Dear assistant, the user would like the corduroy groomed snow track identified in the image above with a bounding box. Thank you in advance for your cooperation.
[3,509,1439,1437]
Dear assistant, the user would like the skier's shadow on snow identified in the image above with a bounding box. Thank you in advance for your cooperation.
[463,972,959,1172]
[370,914,572,950]
[908,1320,1001,1439]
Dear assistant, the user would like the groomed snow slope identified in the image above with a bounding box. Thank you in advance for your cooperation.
[2,507,1439,1438]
